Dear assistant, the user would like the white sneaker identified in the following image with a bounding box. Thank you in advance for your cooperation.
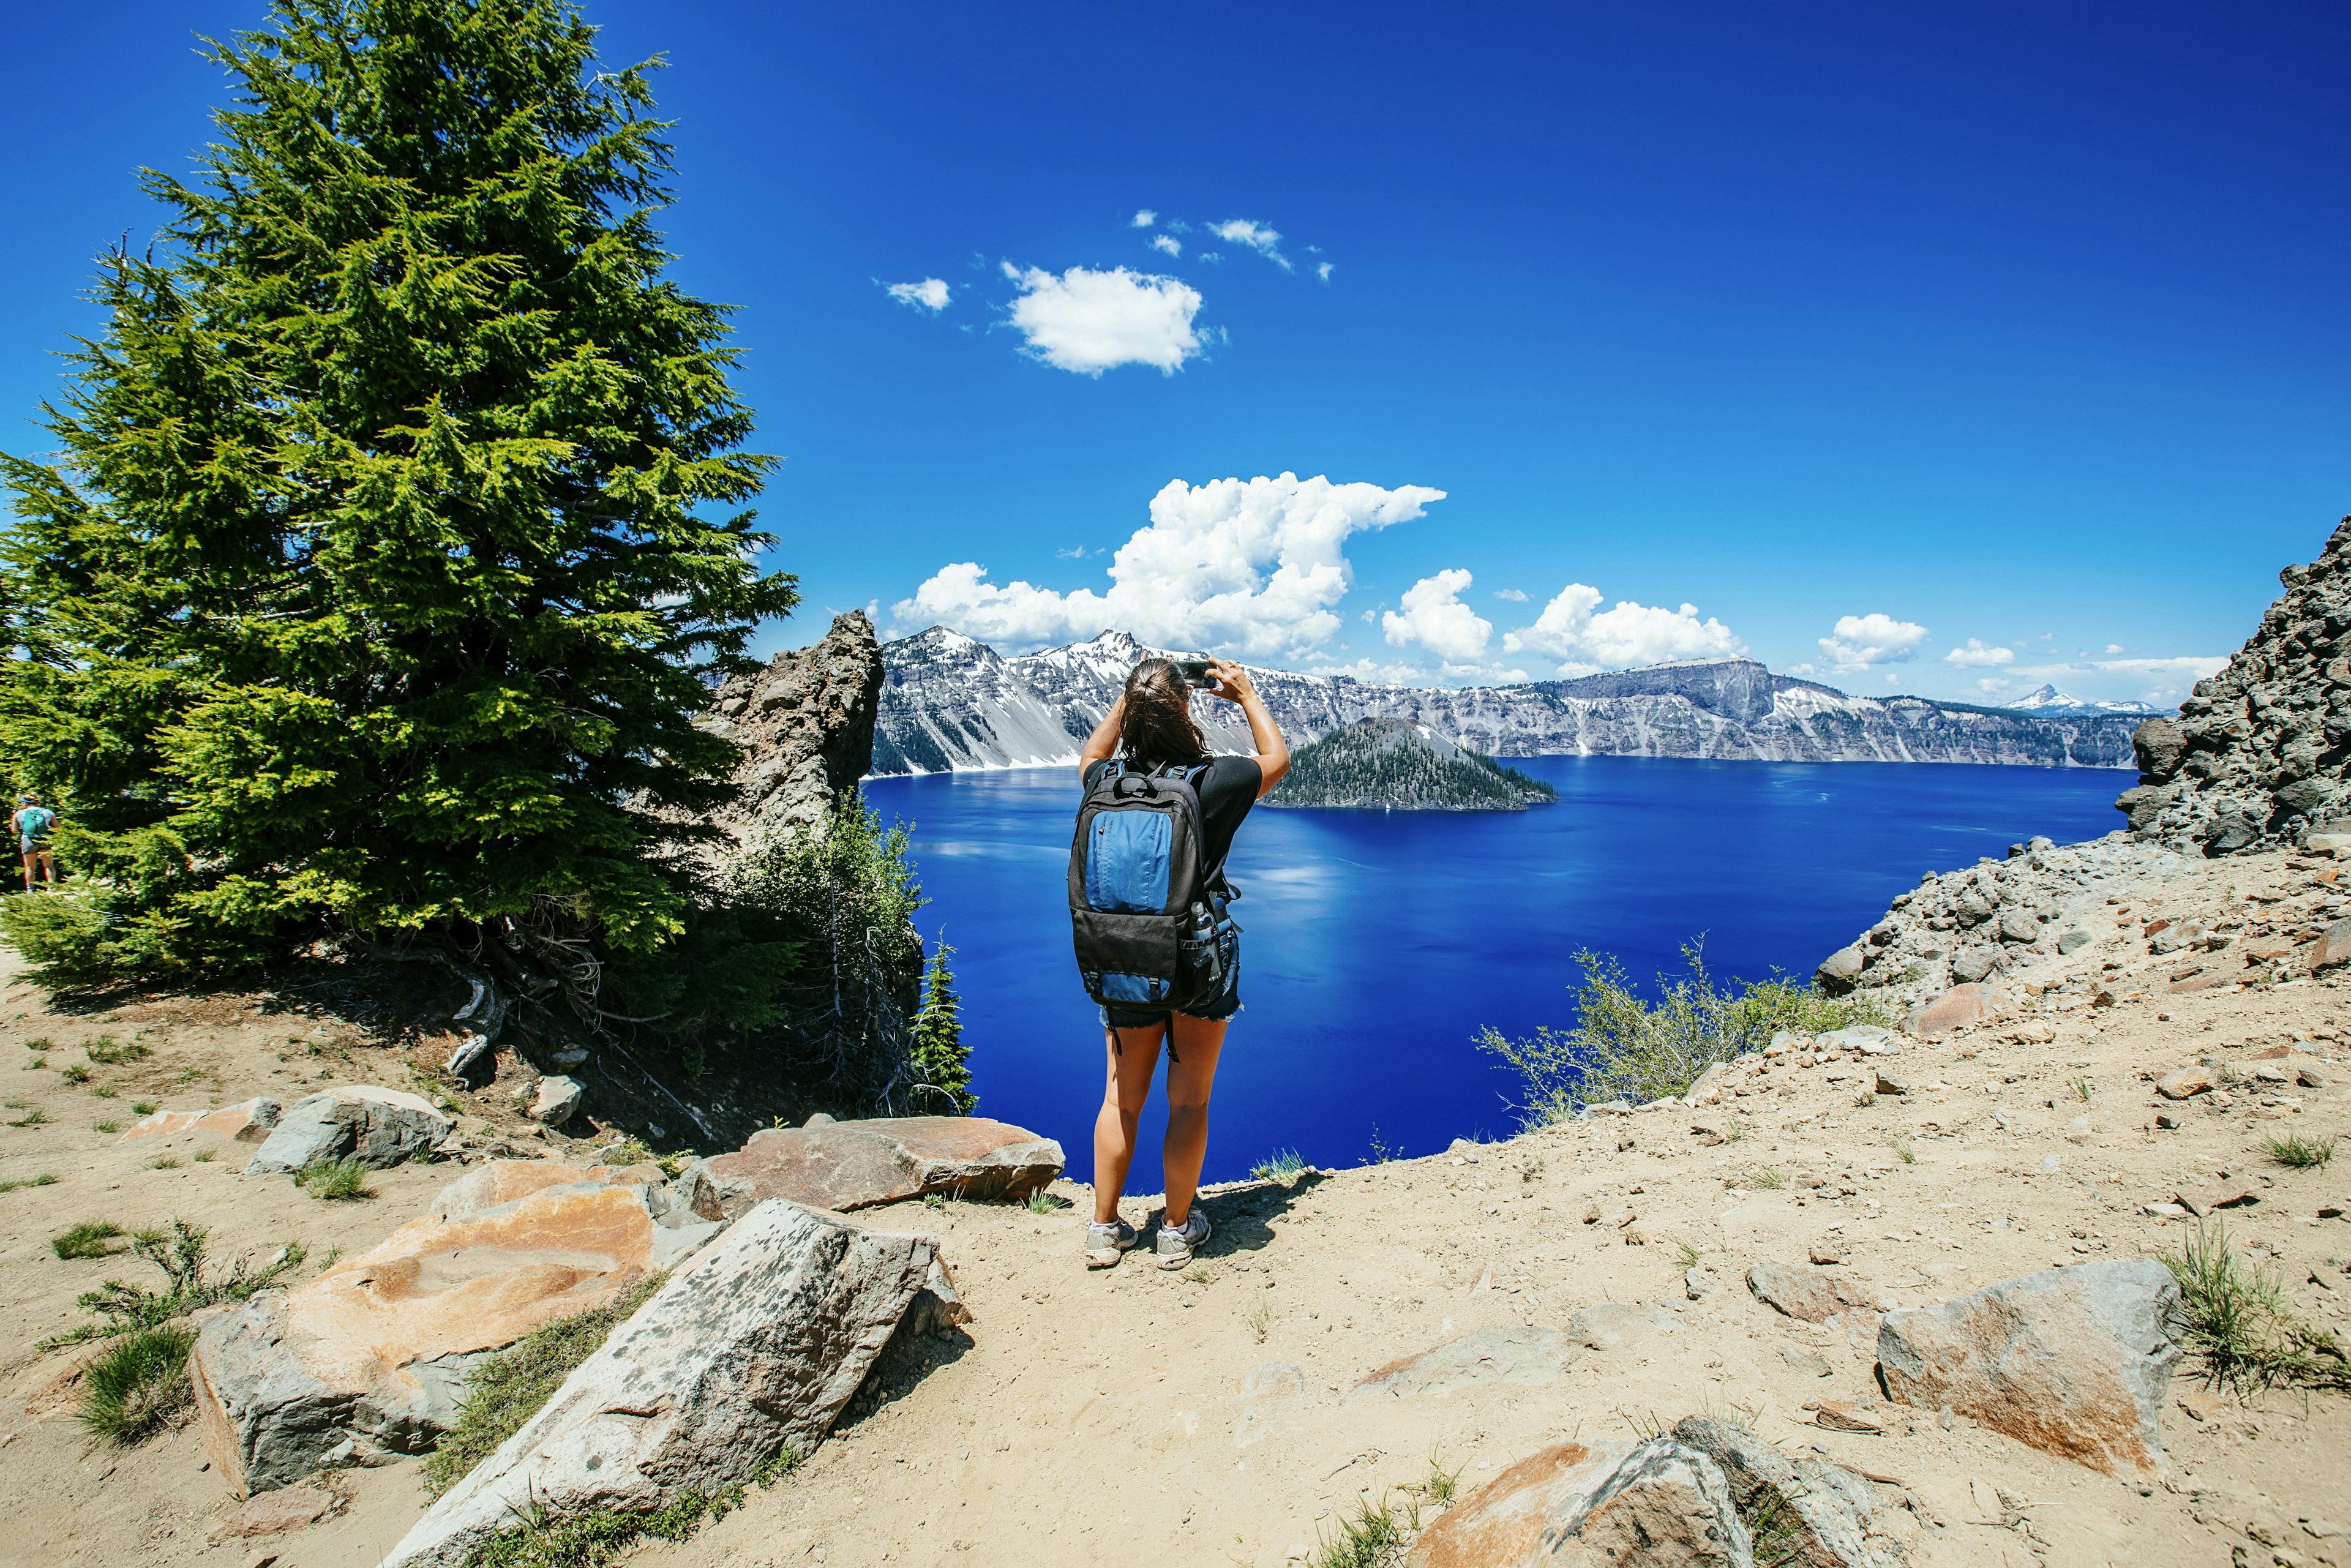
[1155,1209,1211,1269]
[1084,1218,1138,1269]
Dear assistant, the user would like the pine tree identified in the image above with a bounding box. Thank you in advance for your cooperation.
[909,939,975,1116]
[0,0,795,1005]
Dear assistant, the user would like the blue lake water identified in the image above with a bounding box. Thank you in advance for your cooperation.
[864,757,2129,1193]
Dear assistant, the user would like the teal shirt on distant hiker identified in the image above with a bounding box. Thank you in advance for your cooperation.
[13,803,53,855]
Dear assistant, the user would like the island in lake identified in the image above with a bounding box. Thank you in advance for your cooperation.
[1263,717,1559,811]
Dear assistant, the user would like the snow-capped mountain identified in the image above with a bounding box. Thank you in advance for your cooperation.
[869,629,2153,775]
[2004,683,2165,717]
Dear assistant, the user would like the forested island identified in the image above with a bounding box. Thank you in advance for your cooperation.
[1262,718,1559,811]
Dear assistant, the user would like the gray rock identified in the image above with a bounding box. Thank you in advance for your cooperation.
[2203,813,2261,855]
[2131,717,2188,781]
[1672,1416,1898,1567]
[705,611,884,849]
[1874,1071,1910,1096]
[1877,1259,2182,1477]
[1998,909,2040,944]
[1403,1438,1750,1567]
[1348,1326,1578,1401]
[1815,1024,1897,1056]
[1815,945,1865,993]
[1952,891,1993,926]
[688,1116,1063,1217]
[1745,1264,1845,1324]
[2312,917,2351,972]
[380,1199,937,1568]
[1569,1302,1677,1352]
[242,1087,454,1176]
[527,1075,583,1127]
[1951,945,2001,983]
[2057,928,2094,955]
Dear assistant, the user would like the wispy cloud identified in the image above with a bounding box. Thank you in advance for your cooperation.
[1130,209,1157,228]
[999,263,1205,375]
[1492,587,1528,602]
[1316,261,1333,282]
[1149,233,1182,257]
[1943,639,2014,669]
[1211,219,1292,271]
[885,278,950,312]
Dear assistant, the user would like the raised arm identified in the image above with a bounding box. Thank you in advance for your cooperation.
[1079,692,1127,772]
[1205,659,1289,797]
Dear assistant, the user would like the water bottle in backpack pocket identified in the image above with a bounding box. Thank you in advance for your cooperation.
[1070,762,1229,1011]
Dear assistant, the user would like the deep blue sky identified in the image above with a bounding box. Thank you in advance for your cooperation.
[4,1,2346,703]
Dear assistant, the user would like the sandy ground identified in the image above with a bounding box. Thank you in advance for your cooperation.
[2,839,2348,1568]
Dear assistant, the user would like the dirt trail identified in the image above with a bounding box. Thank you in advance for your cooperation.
[2,839,2349,1568]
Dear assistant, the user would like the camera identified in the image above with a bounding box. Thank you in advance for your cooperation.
[1176,659,1215,683]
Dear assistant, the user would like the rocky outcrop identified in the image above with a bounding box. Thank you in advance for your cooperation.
[1404,1438,1751,1566]
[380,1199,939,1568]
[686,1115,1064,1218]
[1671,1416,1901,1568]
[1877,1259,2183,1477]
[700,609,885,846]
[117,1098,279,1144]
[2116,514,2351,853]
[191,1165,720,1495]
[874,628,2142,774]
[241,1086,453,1176]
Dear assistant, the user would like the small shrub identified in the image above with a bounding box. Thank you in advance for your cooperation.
[150,1157,181,1171]
[1248,1302,1272,1343]
[2070,1076,2093,1102]
[193,1149,216,1163]
[0,1173,58,1192]
[1022,1188,1068,1214]
[2262,1133,2336,1170]
[1673,1238,1703,1270]
[89,1083,116,1098]
[921,1192,945,1211]
[1852,1091,1876,1109]
[39,1218,305,1349]
[53,1221,125,1259]
[1892,1136,1916,1165]
[131,1101,156,1115]
[77,1326,196,1445]
[2164,1220,2348,1394]
[1749,1166,1789,1191]
[21,1057,42,1070]
[1250,1148,1308,1185]
[1311,1491,1406,1568]
[13,1106,48,1127]
[1182,1262,1214,1285]
[424,1273,668,1498]
[294,1157,372,1201]
[1477,940,1894,1118]
[84,1037,149,1066]
[93,1120,119,1133]
[24,1037,51,1052]
[59,1065,89,1084]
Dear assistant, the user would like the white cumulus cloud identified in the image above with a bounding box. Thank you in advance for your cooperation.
[1130,209,1157,227]
[885,277,950,312]
[1382,570,1493,662]
[894,473,1446,656]
[1502,584,1744,673]
[1817,612,1929,673]
[1943,639,2015,669]
[1149,233,1182,257]
[1000,264,1204,375]
[1211,219,1292,271]
[1493,587,1529,602]
[1316,261,1333,282]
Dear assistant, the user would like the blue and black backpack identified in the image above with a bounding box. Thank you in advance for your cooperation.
[1068,762,1237,1012]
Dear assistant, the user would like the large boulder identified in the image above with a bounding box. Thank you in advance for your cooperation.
[1403,1438,1750,1566]
[191,1167,719,1494]
[1907,981,2006,1038]
[688,1115,1063,1217]
[2131,716,2188,781]
[1814,945,1864,995]
[1672,1416,1900,1567]
[1877,1259,2182,1477]
[380,1198,939,1568]
[701,609,885,847]
[241,1086,453,1176]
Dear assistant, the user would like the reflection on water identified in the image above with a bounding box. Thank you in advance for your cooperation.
[866,757,2129,1192]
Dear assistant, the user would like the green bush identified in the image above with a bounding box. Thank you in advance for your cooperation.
[77,1326,195,1445]
[294,1157,373,1201]
[85,1037,148,1065]
[909,939,974,1115]
[1250,1149,1308,1184]
[40,1217,304,1349]
[2164,1220,2349,1394]
[424,1273,667,1498]
[1476,941,1892,1121]
[53,1220,125,1259]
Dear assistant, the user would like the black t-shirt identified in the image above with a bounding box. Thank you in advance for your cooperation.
[1082,755,1262,874]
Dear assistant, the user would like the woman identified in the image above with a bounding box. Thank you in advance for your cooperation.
[1076,655,1288,1270]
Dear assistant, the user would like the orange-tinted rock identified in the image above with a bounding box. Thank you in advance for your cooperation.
[692,1116,1063,1217]
[116,1098,280,1144]
[1403,1442,1607,1566]
[430,1158,648,1221]
[1403,1438,1748,1567]
[1907,982,2008,1038]
[192,1177,699,1494]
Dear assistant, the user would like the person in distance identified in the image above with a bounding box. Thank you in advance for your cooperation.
[1074,656,1288,1270]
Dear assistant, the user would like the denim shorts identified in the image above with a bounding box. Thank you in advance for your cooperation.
[1100,928,1241,1030]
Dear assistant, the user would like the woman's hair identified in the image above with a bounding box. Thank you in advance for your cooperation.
[1117,658,1209,766]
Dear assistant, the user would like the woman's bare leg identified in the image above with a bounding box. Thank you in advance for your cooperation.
[1092,1021,1164,1225]
[1160,1013,1229,1228]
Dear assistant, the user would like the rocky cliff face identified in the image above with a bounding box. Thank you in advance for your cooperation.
[871,628,2143,775]
[2117,516,2351,855]
[699,610,884,846]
